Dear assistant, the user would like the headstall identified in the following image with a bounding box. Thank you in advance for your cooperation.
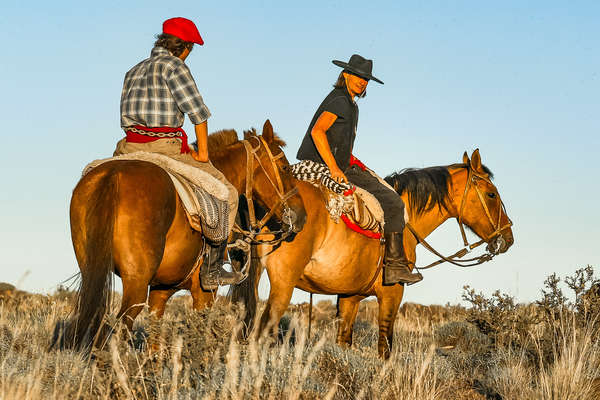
[232,136,299,246]
[406,166,513,270]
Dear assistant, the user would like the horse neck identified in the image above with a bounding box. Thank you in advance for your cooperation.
[402,166,467,239]
[209,143,246,192]
[403,193,452,239]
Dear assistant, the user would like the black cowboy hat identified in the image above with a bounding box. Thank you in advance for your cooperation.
[332,54,384,84]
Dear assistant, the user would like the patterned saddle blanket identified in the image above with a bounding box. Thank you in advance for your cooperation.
[290,160,384,238]
[83,151,230,242]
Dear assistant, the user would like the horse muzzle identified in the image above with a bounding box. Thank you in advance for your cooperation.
[487,231,514,255]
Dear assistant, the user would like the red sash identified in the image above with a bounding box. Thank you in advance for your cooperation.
[124,125,191,154]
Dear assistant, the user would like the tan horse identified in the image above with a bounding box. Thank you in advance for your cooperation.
[60,120,305,350]
[232,149,514,358]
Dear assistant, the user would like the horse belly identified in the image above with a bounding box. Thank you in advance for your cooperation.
[296,244,380,295]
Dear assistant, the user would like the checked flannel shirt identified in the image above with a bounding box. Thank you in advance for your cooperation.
[120,46,211,128]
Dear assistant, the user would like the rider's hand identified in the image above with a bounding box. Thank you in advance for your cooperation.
[330,167,348,184]
[191,149,209,163]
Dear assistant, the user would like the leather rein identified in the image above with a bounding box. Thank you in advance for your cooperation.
[406,166,513,270]
[232,136,299,246]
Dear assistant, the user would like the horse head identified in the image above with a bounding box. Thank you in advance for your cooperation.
[457,149,514,255]
[241,120,307,233]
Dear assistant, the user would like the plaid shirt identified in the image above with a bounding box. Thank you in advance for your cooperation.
[120,46,211,128]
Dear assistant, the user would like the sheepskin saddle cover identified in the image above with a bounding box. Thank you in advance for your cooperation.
[83,151,229,242]
[290,160,384,233]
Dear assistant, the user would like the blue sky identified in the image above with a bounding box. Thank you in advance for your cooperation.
[1,1,598,305]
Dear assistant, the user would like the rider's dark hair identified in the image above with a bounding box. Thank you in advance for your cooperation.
[333,71,367,98]
[154,33,193,57]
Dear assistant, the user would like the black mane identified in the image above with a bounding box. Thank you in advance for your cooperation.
[384,164,494,216]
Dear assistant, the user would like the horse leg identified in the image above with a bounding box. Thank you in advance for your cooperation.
[146,287,177,351]
[148,287,177,319]
[189,272,216,311]
[336,295,365,347]
[375,285,405,359]
[256,281,296,340]
[116,277,152,342]
[254,246,311,340]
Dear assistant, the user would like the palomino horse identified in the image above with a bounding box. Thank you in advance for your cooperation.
[232,149,513,358]
[61,120,305,350]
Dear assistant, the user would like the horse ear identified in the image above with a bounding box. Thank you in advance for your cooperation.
[462,151,470,165]
[470,149,485,174]
[262,119,274,143]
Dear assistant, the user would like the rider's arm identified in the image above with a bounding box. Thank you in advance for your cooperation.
[311,111,348,183]
[191,121,209,162]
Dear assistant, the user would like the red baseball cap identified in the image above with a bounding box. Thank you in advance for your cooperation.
[162,17,204,45]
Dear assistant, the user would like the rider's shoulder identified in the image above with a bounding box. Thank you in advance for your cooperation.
[149,46,185,70]
[321,88,353,116]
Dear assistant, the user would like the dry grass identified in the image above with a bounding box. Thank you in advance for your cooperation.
[1,266,599,399]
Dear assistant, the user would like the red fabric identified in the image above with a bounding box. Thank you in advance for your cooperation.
[125,125,191,154]
[340,214,382,239]
[349,154,367,171]
[163,17,204,45]
[343,186,356,196]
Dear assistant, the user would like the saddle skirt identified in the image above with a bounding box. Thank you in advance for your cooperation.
[83,151,230,242]
[290,160,384,238]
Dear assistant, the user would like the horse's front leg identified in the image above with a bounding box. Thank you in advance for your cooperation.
[375,284,405,359]
[255,252,308,340]
[336,294,366,346]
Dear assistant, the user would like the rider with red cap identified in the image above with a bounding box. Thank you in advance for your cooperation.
[116,17,241,290]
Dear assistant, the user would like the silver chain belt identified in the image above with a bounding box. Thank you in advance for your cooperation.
[126,126,182,138]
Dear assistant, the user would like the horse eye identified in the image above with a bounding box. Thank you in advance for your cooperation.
[487,192,497,199]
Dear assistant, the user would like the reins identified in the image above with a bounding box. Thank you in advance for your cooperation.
[407,166,512,270]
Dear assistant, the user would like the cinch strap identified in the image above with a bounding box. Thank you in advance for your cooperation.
[124,125,191,154]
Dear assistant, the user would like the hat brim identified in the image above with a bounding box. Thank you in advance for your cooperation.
[332,60,384,84]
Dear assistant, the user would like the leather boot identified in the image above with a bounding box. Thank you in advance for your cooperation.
[200,242,243,290]
[383,232,423,285]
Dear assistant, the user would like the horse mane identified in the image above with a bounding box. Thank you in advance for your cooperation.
[203,127,287,159]
[384,163,494,216]
[207,129,240,158]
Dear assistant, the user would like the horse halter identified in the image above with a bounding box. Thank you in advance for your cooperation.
[407,165,513,270]
[234,136,299,245]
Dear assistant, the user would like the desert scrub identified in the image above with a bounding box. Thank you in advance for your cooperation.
[1,267,600,399]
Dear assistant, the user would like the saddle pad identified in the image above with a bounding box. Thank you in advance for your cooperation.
[290,160,384,236]
[83,151,230,242]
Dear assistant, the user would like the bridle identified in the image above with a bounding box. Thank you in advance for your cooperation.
[406,166,513,270]
[232,136,300,246]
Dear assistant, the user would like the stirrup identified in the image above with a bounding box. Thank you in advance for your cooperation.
[383,263,423,286]
[200,265,243,290]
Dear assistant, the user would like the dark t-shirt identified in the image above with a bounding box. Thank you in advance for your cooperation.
[296,87,358,171]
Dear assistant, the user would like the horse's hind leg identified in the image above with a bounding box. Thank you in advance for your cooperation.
[336,294,366,347]
[117,277,152,337]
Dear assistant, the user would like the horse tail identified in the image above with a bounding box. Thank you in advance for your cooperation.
[56,170,117,351]
[229,244,262,338]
